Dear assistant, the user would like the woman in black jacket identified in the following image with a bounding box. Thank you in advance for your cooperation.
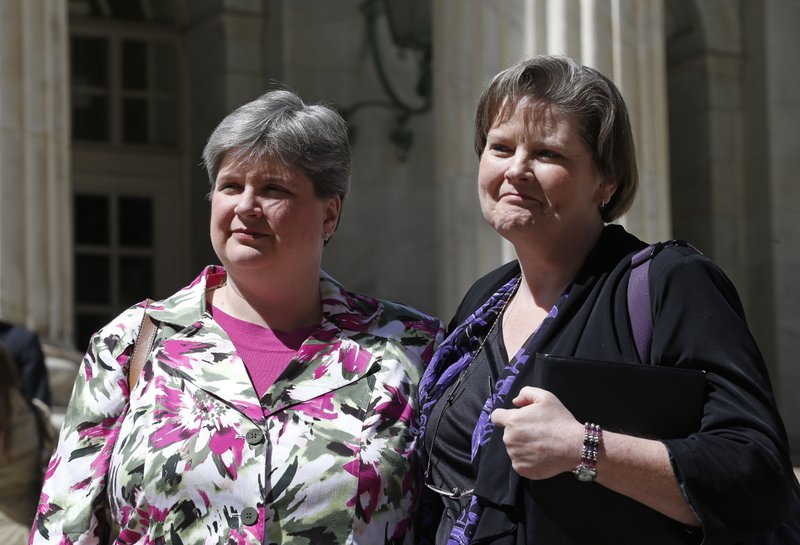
[417,54,794,544]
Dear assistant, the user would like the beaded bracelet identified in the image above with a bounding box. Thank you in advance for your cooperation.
[573,422,602,482]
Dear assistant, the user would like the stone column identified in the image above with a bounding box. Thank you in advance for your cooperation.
[761,0,800,458]
[433,0,670,316]
[0,0,71,344]
[186,1,269,271]
[607,0,671,242]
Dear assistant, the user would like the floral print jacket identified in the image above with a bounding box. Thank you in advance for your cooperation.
[30,266,444,545]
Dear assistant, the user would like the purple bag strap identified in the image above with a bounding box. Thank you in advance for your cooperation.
[627,245,658,363]
[627,241,698,363]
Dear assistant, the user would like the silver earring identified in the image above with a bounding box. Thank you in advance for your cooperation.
[323,232,331,242]
[600,200,607,211]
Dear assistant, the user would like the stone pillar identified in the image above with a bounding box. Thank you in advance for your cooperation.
[608,0,671,243]
[761,0,800,458]
[433,0,521,316]
[433,0,670,316]
[0,0,71,344]
[186,1,269,272]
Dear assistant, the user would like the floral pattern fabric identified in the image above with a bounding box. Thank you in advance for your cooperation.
[29,266,444,545]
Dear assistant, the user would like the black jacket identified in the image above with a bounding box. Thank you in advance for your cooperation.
[446,225,792,545]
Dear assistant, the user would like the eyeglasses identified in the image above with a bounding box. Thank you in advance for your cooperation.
[423,398,475,499]
[423,376,496,500]
[424,481,474,499]
[424,280,517,502]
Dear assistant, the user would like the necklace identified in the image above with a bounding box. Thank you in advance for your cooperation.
[424,275,521,497]
[444,275,520,403]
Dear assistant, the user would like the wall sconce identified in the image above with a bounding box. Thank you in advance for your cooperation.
[342,0,432,161]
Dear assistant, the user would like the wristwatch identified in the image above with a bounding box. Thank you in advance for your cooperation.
[573,422,602,482]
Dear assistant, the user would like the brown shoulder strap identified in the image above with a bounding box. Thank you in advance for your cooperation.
[128,299,158,391]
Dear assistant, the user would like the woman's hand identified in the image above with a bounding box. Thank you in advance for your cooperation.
[490,386,584,480]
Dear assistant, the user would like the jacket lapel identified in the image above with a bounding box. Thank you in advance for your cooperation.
[261,272,386,416]
[144,266,266,425]
[261,328,385,416]
[152,317,267,425]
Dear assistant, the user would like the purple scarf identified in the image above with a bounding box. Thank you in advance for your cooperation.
[418,275,569,545]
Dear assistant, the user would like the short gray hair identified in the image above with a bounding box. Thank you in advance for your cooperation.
[203,89,351,205]
[474,55,637,222]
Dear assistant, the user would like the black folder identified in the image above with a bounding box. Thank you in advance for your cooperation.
[518,354,707,544]
[531,353,707,438]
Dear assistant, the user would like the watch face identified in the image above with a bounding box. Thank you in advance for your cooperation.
[574,467,597,482]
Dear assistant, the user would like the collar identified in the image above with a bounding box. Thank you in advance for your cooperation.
[146,265,384,334]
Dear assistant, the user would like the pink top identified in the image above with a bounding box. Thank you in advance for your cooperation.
[210,305,316,398]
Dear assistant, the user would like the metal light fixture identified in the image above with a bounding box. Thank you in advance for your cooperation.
[343,0,432,161]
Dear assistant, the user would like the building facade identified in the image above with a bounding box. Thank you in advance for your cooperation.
[1,0,798,457]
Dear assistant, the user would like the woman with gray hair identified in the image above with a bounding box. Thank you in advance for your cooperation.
[30,89,444,545]
[418,55,794,544]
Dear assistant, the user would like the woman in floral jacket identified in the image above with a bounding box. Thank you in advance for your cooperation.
[29,89,444,545]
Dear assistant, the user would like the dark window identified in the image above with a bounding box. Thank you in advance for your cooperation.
[118,196,153,247]
[122,97,149,143]
[119,256,153,307]
[71,36,109,141]
[122,40,148,90]
[69,3,180,145]
[71,36,108,87]
[72,95,110,141]
[73,194,155,348]
[75,194,110,245]
[75,255,111,304]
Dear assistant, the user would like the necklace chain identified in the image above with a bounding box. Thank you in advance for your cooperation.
[424,275,521,492]
[445,275,520,403]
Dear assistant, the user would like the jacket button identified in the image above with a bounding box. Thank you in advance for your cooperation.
[241,507,259,526]
[245,429,264,446]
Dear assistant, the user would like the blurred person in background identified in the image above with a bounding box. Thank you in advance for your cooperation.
[0,320,51,407]
[0,344,55,545]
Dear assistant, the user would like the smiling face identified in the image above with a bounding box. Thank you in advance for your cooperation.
[478,99,616,249]
[210,153,341,280]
